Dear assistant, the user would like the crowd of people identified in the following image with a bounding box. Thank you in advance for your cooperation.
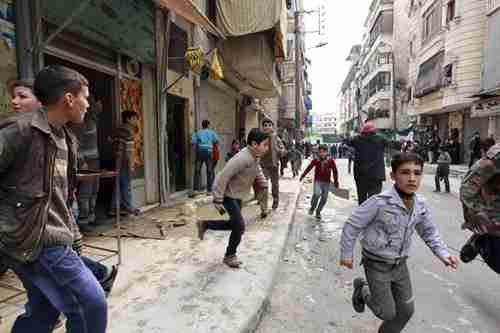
[1,65,499,333]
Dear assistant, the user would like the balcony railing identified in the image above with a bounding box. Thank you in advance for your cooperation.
[487,0,500,12]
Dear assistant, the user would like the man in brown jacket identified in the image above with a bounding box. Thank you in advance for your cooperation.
[260,118,285,210]
[197,128,269,268]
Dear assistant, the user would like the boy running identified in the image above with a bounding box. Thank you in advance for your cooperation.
[300,144,339,220]
[340,152,458,333]
[197,128,269,268]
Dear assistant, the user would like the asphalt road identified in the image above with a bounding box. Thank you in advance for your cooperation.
[257,159,500,333]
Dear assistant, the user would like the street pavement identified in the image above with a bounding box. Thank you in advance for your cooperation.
[257,158,500,333]
[0,177,302,333]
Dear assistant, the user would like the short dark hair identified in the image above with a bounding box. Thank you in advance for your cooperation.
[34,66,88,106]
[247,128,269,145]
[8,78,35,96]
[202,120,210,128]
[122,110,138,123]
[262,119,273,126]
[391,152,424,173]
[319,144,328,151]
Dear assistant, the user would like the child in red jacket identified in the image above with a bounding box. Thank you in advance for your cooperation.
[300,144,339,219]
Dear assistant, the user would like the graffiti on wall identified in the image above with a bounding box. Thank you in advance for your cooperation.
[120,78,144,168]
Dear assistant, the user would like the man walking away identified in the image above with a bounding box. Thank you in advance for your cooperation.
[469,131,482,168]
[109,110,140,216]
[300,145,339,220]
[434,145,451,193]
[260,118,285,210]
[288,143,303,178]
[330,143,338,159]
[192,120,219,193]
[197,129,269,268]
[349,122,387,205]
[1,66,107,332]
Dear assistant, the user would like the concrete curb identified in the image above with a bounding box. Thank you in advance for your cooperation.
[240,183,303,333]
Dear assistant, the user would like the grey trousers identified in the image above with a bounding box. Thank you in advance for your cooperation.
[311,181,329,214]
[362,258,415,333]
[262,166,280,202]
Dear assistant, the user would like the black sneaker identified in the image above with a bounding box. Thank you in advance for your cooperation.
[308,208,314,215]
[460,234,480,263]
[100,265,119,297]
[352,278,366,313]
[272,201,279,210]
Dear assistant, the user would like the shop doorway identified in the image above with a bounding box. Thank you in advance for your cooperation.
[44,54,116,219]
[167,94,187,193]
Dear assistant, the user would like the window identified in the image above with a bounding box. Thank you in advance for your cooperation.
[422,1,443,43]
[409,40,414,58]
[168,23,189,74]
[407,86,413,101]
[443,63,453,86]
[446,0,456,24]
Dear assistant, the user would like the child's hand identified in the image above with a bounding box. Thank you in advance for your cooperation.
[444,256,459,269]
[340,260,353,269]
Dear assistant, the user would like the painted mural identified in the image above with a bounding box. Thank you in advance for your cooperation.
[120,78,144,168]
[0,0,15,119]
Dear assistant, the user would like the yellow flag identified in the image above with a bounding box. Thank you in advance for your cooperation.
[210,48,224,80]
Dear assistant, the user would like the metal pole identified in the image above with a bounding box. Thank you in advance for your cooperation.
[294,11,301,136]
[391,51,397,158]
[15,0,35,79]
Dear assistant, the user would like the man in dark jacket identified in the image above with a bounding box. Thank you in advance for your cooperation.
[349,122,387,205]
[0,66,108,332]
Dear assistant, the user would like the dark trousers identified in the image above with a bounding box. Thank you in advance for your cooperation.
[356,179,383,205]
[205,197,245,256]
[469,153,481,168]
[111,166,135,212]
[10,246,107,333]
[194,150,214,192]
[435,175,450,192]
[78,158,100,225]
[362,258,415,333]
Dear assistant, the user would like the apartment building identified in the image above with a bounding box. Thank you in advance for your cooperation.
[470,1,500,140]
[337,0,410,137]
[313,112,338,136]
[406,0,487,162]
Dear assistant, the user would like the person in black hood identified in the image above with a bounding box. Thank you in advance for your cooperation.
[348,122,387,205]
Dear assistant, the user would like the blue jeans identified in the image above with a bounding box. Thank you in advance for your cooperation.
[111,166,135,212]
[10,246,107,333]
[194,150,214,192]
[311,181,330,214]
[204,197,245,256]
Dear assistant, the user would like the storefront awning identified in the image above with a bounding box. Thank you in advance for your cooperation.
[216,0,287,60]
[156,0,224,39]
[415,51,444,98]
[220,33,281,98]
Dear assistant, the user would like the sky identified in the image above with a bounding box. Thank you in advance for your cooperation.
[303,1,371,116]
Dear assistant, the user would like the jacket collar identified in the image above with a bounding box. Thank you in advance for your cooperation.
[30,108,76,144]
[379,185,423,211]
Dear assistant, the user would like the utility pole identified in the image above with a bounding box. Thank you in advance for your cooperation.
[294,11,302,134]
[392,52,397,133]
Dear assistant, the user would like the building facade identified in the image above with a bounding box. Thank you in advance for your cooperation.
[337,0,411,137]
[312,112,337,136]
[406,0,487,162]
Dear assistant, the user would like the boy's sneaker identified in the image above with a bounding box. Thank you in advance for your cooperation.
[352,278,367,313]
[196,220,207,240]
[315,213,321,220]
[100,265,119,297]
[460,234,480,263]
[308,208,314,215]
[223,255,242,268]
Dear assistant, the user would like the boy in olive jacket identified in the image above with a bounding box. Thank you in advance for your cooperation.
[197,128,269,268]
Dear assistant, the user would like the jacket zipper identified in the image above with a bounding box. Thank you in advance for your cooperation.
[399,209,412,257]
